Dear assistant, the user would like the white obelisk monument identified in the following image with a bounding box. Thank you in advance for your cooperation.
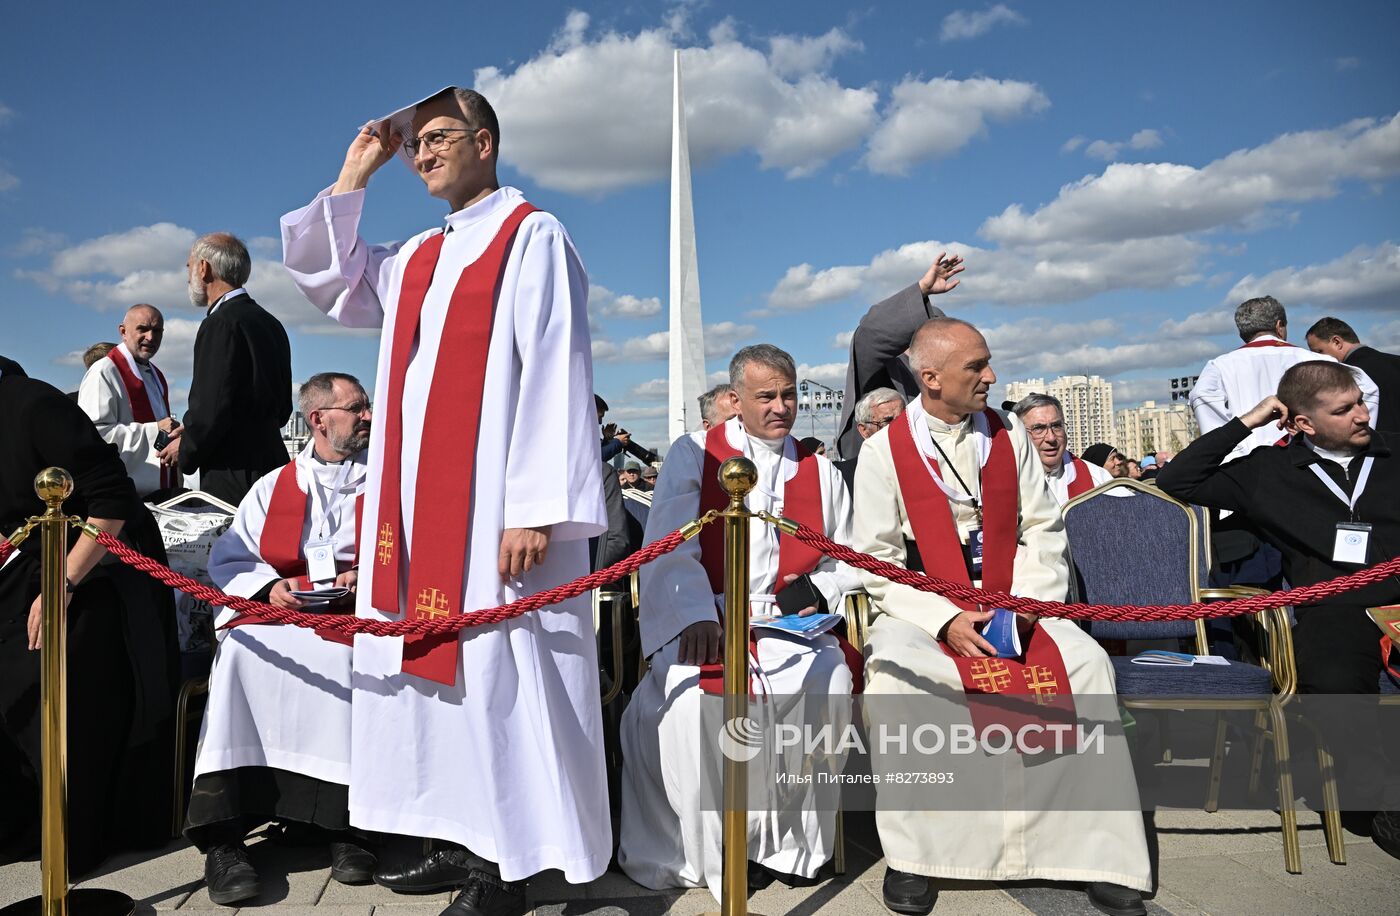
[668,49,706,440]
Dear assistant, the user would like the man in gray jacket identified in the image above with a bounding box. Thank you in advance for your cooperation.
[834,253,965,459]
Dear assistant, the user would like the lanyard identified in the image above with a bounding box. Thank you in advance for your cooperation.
[1309,456,1373,521]
[309,460,354,539]
[907,408,987,521]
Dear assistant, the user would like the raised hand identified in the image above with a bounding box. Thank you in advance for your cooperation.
[333,126,403,195]
[918,252,966,297]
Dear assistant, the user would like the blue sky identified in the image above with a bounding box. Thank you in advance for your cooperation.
[2,1,1398,449]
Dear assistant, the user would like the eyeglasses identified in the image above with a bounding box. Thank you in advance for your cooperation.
[860,414,900,431]
[1025,421,1066,438]
[318,401,372,416]
[401,127,476,157]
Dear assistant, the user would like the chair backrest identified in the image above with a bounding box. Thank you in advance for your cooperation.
[1063,479,1205,647]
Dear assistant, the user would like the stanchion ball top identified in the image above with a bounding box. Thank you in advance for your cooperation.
[34,467,73,505]
[718,456,758,498]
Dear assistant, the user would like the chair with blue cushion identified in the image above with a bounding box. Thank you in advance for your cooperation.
[1064,478,1333,874]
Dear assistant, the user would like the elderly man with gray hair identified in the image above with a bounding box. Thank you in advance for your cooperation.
[619,343,859,902]
[697,382,737,429]
[833,386,906,491]
[1011,392,1115,507]
[170,232,293,504]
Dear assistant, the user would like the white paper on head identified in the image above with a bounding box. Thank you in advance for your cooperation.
[364,86,456,167]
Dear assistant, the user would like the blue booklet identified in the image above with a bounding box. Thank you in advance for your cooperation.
[750,612,844,640]
[979,608,1023,658]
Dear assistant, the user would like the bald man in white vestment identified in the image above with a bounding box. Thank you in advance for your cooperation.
[191,373,374,904]
[281,87,606,916]
[77,303,181,499]
[853,319,1150,916]
[619,345,858,902]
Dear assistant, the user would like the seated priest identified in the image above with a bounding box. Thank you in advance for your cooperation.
[619,344,860,902]
[1010,393,1116,507]
[187,372,374,905]
[852,319,1150,916]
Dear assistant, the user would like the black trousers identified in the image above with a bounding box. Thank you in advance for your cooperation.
[1293,604,1400,811]
[184,766,351,852]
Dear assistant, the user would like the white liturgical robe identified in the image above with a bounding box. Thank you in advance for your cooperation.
[852,405,1151,891]
[196,443,367,785]
[77,343,172,498]
[1044,452,1115,508]
[618,418,858,900]
[281,185,609,883]
[1190,335,1379,463]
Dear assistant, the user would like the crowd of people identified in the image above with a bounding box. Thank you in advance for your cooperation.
[2,84,1399,916]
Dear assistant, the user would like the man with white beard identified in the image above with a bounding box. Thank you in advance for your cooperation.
[78,303,182,499]
[190,373,374,904]
[619,344,859,902]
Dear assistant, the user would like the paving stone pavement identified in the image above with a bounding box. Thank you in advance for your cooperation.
[3,807,1397,916]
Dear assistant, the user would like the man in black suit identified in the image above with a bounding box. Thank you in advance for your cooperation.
[163,233,293,505]
[1307,316,1400,433]
[1158,360,1400,858]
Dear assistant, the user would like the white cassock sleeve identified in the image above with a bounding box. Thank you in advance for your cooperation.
[76,361,161,489]
[808,459,860,611]
[636,434,714,658]
[1189,358,1229,434]
[279,187,411,329]
[501,224,606,540]
[206,473,282,626]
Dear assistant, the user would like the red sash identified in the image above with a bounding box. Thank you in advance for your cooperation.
[230,460,365,644]
[106,347,174,490]
[1239,338,1296,349]
[696,424,864,694]
[371,202,539,686]
[1065,455,1096,500]
[888,409,1074,750]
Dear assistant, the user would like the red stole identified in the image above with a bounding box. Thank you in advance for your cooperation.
[695,424,864,694]
[106,346,174,490]
[1239,338,1296,349]
[1065,455,1096,500]
[370,203,539,686]
[888,409,1074,750]
[249,460,365,645]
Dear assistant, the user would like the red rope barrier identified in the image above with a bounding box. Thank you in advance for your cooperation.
[788,522,1400,621]
[0,537,13,566]
[91,526,693,636]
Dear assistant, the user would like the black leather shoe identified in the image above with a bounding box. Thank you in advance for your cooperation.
[439,871,529,916]
[330,841,377,885]
[1372,810,1400,859]
[747,860,775,892]
[881,867,936,915]
[205,843,260,906]
[373,847,475,893]
[1086,882,1146,916]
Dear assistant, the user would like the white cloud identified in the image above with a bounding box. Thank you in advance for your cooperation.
[0,101,12,125]
[1061,135,1086,153]
[768,28,862,77]
[592,283,661,318]
[1130,128,1163,150]
[1080,128,1163,162]
[10,228,66,256]
[940,5,1027,42]
[796,360,848,388]
[1225,241,1400,311]
[627,377,670,401]
[766,235,1206,311]
[1371,318,1400,350]
[982,113,1400,246]
[594,320,758,363]
[0,166,17,192]
[474,17,879,194]
[863,76,1048,176]
[1084,139,1120,161]
[832,330,854,348]
[1335,56,1360,72]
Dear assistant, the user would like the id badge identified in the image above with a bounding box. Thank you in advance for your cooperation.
[1333,523,1371,565]
[967,527,984,575]
[304,539,338,585]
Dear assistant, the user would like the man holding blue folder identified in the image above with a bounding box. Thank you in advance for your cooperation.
[852,318,1150,916]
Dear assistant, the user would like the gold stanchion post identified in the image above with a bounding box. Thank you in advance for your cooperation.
[705,457,763,916]
[0,469,134,916]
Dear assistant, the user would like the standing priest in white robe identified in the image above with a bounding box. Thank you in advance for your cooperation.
[852,318,1150,916]
[77,303,181,499]
[619,344,859,902]
[281,87,607,916]
[1009,393,1116,508]
[191,372,375,905]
